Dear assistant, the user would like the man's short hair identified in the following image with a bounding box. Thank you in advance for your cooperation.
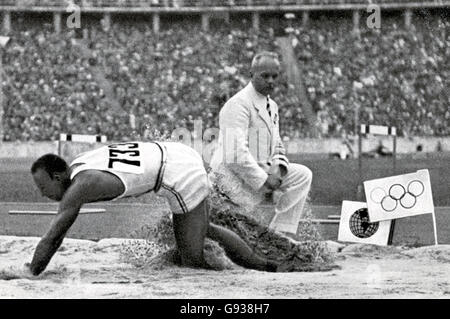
[31,154,68,177]
[251,51,280,69]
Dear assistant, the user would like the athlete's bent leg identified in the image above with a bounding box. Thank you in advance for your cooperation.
[173,199,278,271]
[172,200,211,269]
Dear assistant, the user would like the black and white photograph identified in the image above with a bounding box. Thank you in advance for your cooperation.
[0,0,449,302]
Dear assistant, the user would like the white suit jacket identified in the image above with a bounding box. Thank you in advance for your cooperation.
[210,82,289,192]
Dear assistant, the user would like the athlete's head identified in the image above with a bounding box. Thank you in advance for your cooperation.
[250,51,281,97]
[31,154,71,201]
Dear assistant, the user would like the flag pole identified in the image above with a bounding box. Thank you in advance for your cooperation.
[431,211,438,245]
[387,220,396,245]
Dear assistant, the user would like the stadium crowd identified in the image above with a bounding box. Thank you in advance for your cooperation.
[1,13,449,141]
[290,15,449,137]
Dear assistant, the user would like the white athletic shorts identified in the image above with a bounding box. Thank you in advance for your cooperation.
[156,142,211,214]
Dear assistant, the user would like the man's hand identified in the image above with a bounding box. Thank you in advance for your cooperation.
[268,163,287,178]
[263,173,282,191]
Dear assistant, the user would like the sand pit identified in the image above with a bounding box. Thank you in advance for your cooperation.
[1,235,449,298]
[1,196,449,298]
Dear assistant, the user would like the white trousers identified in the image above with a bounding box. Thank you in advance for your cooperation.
[210,162,312,235]
[268,163,313,234]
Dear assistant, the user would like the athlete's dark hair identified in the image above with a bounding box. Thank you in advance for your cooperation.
[31,154,68,178]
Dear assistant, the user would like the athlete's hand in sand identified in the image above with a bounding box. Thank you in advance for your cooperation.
[21,263,36,278]
[17,263,36,279]
[0,263,36,280]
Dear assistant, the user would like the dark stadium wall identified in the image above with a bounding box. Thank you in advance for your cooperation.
[159,13,202,29]
[10,12,105,32]
[4,8,444,36]
[10,12,53,31]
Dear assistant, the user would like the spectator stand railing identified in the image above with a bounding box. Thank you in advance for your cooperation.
[0,0,449,12]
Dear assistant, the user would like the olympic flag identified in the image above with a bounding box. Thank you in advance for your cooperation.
[364,169,434,222]
[364,169,437,245]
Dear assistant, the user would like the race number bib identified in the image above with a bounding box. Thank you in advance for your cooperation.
[107,142,144,174]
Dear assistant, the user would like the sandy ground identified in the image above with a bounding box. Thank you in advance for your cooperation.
[0,236,449,299]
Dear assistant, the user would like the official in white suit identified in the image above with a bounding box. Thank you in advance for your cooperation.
[209,52,312,235]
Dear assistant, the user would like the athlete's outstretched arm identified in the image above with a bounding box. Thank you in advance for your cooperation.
[29,180,88,276]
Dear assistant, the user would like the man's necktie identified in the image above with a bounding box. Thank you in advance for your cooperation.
[266,95,272,118]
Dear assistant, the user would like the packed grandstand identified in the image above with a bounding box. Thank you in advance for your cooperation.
[0,1,448,141]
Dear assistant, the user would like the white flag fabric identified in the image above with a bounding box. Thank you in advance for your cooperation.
[364,169,434,222]
[338,201,392,246]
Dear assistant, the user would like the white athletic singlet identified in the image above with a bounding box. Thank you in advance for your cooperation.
[70,141,210,214]
[70,142,164,199]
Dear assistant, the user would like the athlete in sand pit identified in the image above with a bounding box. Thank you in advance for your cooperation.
[26,141,281,276]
